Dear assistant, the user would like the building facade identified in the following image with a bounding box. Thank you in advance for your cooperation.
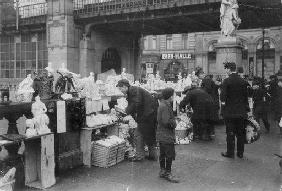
[140,27,282,81]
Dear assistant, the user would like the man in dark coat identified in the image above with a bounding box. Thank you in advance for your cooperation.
[179,84,217,141]
[201,74,219,135]
[117,79,158,161]
[220,62,250,159]
[251,77,270,133]
[273,79,282,134]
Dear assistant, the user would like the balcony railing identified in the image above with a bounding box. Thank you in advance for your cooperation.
[73,0,178,15]
[18,2,47,19]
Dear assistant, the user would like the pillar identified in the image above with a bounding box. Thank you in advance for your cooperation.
[79,37,95,77]
[215,36,243,75]
[47,0,79,73]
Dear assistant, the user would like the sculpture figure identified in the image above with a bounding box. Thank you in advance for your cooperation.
[25,119,37,137]
[31,96,51,135]
[17,74,34,102]
[220,0,241,37]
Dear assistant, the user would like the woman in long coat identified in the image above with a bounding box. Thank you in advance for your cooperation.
[180,86,217,140]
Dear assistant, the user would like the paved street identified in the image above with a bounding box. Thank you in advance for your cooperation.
[25,123,281,191]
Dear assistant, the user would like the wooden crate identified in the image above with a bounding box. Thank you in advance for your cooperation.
[91,140,126,168]
[24,134,56,189]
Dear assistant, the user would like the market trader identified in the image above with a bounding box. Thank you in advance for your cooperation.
[220,62,250,159]
[117,79,158,162]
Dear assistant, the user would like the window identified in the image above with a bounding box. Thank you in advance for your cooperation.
[207,42,216,74]
[182,34,188,49]
[256,39,275,78]
[0,32,47,79]
[151,36,157,50]
[166,35,173,50]
[143,37,148,50]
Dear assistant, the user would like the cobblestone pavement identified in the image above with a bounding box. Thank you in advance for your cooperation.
[25,123,282,191]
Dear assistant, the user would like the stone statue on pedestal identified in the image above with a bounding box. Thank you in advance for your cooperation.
[220,0,241,37]
[31,96,51,135]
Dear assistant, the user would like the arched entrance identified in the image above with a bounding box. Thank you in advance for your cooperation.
[101,48,121,74]
[164,60,184,82]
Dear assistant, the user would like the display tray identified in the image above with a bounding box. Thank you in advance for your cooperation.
[83,123,117,130]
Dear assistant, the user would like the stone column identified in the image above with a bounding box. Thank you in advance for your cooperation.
[47,0,79,73]
[215,37,243,75]
[79,37,95,78]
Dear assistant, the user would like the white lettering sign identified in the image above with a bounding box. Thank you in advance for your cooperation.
[161,53,192,60]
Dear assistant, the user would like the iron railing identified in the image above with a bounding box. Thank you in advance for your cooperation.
[18,2,47,18]
[73,0,177,14]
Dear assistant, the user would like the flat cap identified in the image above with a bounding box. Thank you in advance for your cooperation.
[116,79,130,87]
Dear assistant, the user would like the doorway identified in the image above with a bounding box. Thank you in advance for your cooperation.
[101,48,121,74]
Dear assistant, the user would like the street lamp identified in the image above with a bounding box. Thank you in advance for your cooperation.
[261,28,270,81]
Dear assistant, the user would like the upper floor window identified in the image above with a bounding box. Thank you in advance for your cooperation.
[151,36,157,50]
[143,37,148,50]
[182,34,188,49]
[166,35,173,50]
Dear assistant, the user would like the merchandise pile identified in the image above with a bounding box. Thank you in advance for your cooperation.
[175,113,193,145]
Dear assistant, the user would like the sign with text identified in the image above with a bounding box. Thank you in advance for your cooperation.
[161,53,192,60]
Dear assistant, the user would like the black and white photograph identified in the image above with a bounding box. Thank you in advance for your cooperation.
[0,0,282,190]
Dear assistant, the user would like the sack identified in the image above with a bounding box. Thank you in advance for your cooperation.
[245,116,260,144]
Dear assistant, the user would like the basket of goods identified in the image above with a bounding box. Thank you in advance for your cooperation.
[91,135,126,168]
[245,116,260,144]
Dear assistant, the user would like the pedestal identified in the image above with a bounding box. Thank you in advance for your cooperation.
[215,36,244,75]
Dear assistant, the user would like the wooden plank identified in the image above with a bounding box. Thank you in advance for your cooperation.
[24,139,39,185]
[40,134,56,189]
[56,101,66,133]
[80,129,92,168]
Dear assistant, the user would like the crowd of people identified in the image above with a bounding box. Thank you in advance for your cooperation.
[115,62,282,183]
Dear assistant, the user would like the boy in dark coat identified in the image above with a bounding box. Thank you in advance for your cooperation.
[157,88,179,183]
[117,79,158,161]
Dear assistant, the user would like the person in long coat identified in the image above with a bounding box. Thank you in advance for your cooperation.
[220,62,250,159]
[250,77,270,133]
[179,84,217,141]
[272,79,282,134]
[117,79,158,161]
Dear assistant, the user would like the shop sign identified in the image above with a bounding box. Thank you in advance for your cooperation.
[161,53,192,60]
[146,63,154,74]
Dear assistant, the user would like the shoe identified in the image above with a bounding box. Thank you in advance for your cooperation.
[128,156,143,162]
[165,172,180,183]
[159,169,167,178]
[237,152,243,158]
[221,152,234,159]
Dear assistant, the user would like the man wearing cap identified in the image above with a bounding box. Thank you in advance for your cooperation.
[221,62,250,159]
[117,79,158,161]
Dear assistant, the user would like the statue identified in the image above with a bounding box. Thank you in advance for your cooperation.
[31,96,51,135]
[25,119,37,137]
[220,0,241,37]
[55,63,78,94]
[16,74,34,102]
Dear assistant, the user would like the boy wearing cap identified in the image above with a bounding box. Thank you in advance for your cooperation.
[157,88,179,183]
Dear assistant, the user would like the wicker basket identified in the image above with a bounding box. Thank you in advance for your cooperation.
[91,140,126,168]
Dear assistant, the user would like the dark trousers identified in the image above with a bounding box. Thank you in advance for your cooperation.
[192,119,211,138]
[159,143,175,172]
[254,110,270,131]
[224,118,245,155]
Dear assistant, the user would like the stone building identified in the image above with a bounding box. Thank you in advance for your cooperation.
[141,27,282,81]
